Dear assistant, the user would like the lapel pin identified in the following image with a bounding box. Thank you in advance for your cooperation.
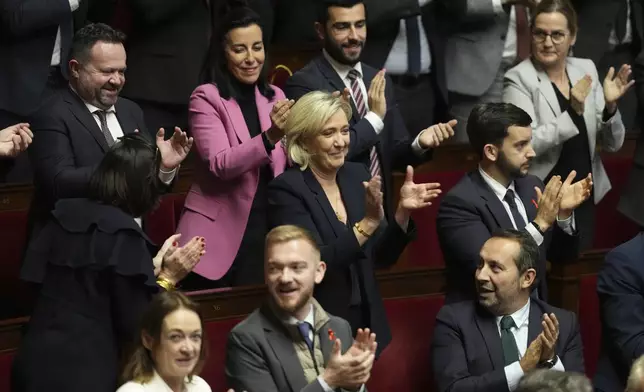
[328,328,335,341]
[531,199,539,209]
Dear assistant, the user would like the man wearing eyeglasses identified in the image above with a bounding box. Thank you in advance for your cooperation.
[436,0,539,143]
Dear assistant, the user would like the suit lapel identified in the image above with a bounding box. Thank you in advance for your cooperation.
[471,171,514,229]
[475,306,505,370]
[302,168,347,237]
[64,88,109,152]
[566,61,598,154]
[337,165,365,226]
[114,100,137,136]
[221,96,251,143]
[535,65,561,117]
[260,305,308,392]
[527,299,542,345]
[514,177,538,221]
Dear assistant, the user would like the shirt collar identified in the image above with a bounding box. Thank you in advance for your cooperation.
[478,165,516,200]
[69,85,116,114]
[284,303,315,326]
[148,370,193,390]
[496,299,531,330]
[322,49,364,83]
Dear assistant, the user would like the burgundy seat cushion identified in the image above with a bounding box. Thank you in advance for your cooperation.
[145,193,186,245]
[593,156,639,249]
[201,317,245,390]
[0,351,14,392]
[408,171,466,268]
[367,295,445,392]
[578,274,601,378]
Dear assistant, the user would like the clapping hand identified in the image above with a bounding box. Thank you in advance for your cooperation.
[266,99,294,144]
[570,75,592,116]
[0,123,33,158]
[604,64,635,112]
[539,313,559,362]
[363,175,385,224]
[157,127,193,171]
[157,235,205,286]
[368,70,387,120]
[418,119,457,149]
[559,171,592,218]
[332,88,352,103]
[347,328,377,358]
[398,166,441,210]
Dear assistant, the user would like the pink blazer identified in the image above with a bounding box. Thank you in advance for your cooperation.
[176,83,288,279]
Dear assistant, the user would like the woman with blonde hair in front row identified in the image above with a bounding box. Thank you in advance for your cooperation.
[268,90,442,356]
[118,291,211,392]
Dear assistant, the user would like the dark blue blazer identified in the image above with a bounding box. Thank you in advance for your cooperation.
[267,162,415,354]
[595,233,644,392]
[431,299,585,392]
[284,55,431,220]
[437,170,579,303]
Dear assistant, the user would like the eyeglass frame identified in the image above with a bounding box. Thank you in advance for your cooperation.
[531,29,570,45]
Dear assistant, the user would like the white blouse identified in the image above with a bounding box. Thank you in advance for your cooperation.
[116,371,211,392]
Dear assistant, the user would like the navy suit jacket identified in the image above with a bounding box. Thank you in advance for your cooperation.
[437,170,579,303]
[595,233,644,392]
[267,162,415,354]
[284,55,431,220]
[431,299,585,392]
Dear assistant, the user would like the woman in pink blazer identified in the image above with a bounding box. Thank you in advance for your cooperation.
[176,2,292,288]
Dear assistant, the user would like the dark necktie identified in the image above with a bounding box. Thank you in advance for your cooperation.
[347,69,381,179]
[500,316,521,365]
[94,110,116,146]
[515,5,531,62]
[504,189,526,229]
[615,1,629,43]
[405,16,421,75]
[297,322,314,351]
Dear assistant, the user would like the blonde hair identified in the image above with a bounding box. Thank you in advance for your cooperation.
[627,355,644,392]
[265,225,320,257]
[284,91,352,170]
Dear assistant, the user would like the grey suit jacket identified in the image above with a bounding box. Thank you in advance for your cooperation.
[503,57,625,203]
[226,303,357,392]
[437,0,509,96]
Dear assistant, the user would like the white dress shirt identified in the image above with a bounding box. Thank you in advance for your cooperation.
[322,50,429,155]
[116,370,211,392]
[51,0,80,66]
[498,300,566,391]
[478,166,575,246]
[492,1,520,62]
[383,0,433,75]
[285,304,365,392]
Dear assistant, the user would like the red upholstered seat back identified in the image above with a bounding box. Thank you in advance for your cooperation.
[593,156,640,249]
[408,171,466,268]
[145,193,187,245]
[578,274,601,378]
[367,295,445,392]
[200,317,245,390]
[0,350,14,392]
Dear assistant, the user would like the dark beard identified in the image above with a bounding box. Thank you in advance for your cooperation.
[498,151,528,180]
[323,32,363,66]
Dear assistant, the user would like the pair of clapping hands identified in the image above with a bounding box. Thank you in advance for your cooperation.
[570,64,633,115]
[520,313,560,371]
[532,171,593,232]
[153,234,206,286]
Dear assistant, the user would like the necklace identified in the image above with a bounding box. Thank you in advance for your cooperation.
[334,192,344,222]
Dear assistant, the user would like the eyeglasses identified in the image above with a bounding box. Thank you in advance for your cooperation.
[531,30,568,44]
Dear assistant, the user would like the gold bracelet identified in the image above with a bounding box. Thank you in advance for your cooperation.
[157,277,176,291]
[354,222,371,238]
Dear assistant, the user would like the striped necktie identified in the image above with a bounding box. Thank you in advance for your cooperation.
[347,69,381,178]
[94,110,116,147]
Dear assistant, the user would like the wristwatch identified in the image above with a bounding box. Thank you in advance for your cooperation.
[538,356,558,369]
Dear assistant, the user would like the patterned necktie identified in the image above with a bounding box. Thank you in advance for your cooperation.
[94,110,115,147]
[515,5,531,63]
[500,316,521,365]
[347,69,381,178]
[504,189,526,229]
[297,322,314,352]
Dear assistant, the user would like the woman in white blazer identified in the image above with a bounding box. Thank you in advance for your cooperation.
[503,0,633,249]
[117,292,211,392]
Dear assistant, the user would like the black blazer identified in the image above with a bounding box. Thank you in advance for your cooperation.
[267,162,415,353]
[361,1,448,111]
[11,198,158,392]
[284,55,431,220]
[0,0,86,117]
[595,233,644,392]
[28,87,147,239]
[571,0,644,65]
[119,0,210,106]
[431,299,585,392]
[436,170,579,303]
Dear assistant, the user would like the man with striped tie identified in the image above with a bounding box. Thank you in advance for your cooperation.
[284,0,456,222]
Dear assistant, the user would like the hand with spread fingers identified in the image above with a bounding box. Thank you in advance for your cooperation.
[156,127,193,171]
[539,313,559,362]
[604,64,635,113]
[570,74,592,116]
[367,69,387,120]
[157,236,205,286]
[395,165,441,231]
[0,123,33,158]
[418,119,457,149]
[559,171,592,218]
[347,328,377,357]
[533,175,564,232]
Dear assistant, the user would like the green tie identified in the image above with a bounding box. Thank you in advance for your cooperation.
[500,316,520,366]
